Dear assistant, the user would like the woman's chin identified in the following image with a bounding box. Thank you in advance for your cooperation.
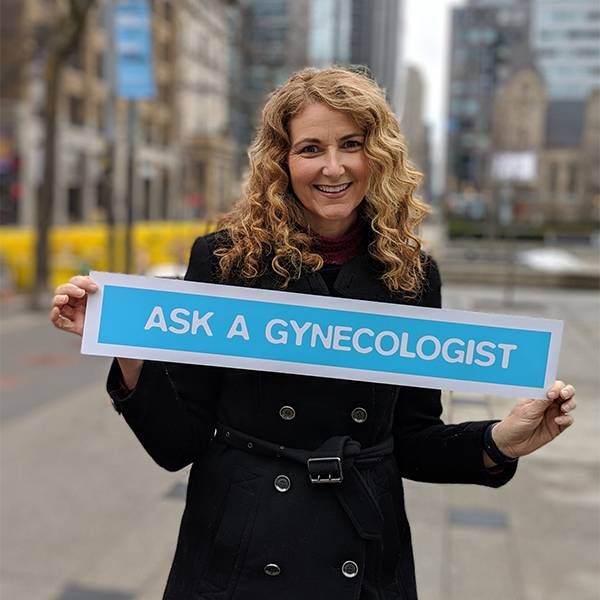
[307,211,359,236]
[322,208,359,223]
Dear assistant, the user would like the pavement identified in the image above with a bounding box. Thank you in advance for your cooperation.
[1,283,599,600]
[437,240,600,290]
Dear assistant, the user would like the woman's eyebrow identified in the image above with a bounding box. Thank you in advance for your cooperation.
[293,137,320,147]
[339,132,364,141]
[292,132,365,147]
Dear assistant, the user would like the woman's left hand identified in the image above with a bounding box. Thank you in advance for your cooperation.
[491,380,576,459]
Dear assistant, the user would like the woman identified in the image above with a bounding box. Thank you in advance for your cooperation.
[50,67,576,600]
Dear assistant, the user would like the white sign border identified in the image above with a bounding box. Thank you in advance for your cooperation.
[82,271,564,399]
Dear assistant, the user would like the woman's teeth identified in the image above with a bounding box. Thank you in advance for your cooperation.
[314,183,351,193]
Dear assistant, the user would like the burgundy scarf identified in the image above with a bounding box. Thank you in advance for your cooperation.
[313,219,366,265]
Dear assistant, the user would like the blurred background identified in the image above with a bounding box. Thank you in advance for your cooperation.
[0,1,598,599]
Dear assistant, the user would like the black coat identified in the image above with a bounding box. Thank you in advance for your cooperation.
[108,232,517,600]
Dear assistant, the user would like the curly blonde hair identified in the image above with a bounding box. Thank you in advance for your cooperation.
[216,66,430,295]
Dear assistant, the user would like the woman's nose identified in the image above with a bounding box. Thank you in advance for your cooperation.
[322,150,345,178]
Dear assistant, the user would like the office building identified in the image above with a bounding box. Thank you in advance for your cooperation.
[401,65,432,201]
[351,0,405,114]
[532,0,600,100]
[446,0,531,195]
[489,65,599,223]
[229,0,310,169]
[0,0,238,226]
[308,0,352,67]
[177,0,238,219]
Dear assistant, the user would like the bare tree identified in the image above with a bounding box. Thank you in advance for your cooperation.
[30,0,96,310]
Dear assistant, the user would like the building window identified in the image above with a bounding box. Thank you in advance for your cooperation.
[161,170,169,219]
[253,3,284,18]
[67,186,83,222]
[568,164,578,195]
[164,1,173,21]
[143,178,152,220]
[574,47,600,57]
[161,122,170,146]
[161,40,171,61]
[517,127,528,147]
[549,163,559,194]
[0,165,20,224]
[144,118,153,144]
[66,41,84,70]
[96,179,105,212]
[159,84,170,104]
[96,51,105,79]
[567,30,600,41]
[68,96,85,126]
[549,10,577,22]
[96,102,105,132]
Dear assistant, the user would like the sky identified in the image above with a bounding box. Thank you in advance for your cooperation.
[404,0,466,193]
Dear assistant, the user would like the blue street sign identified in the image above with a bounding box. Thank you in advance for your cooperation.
[113,0,156,99]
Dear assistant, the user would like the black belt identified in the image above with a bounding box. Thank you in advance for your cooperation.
[214,423,394,541]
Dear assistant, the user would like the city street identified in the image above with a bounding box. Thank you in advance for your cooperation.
[2,0,599,597]
[1,283,599,600]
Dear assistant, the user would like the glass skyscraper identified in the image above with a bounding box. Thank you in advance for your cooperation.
[532,0,600,99]
[309,0,352,67]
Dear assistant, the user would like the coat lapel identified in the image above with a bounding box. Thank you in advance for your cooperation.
[256,262,329,296]
[332,253,393,303]
[254,251,402,304]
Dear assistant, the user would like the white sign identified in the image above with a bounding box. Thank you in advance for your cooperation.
[82,272,564,399]
[491,152,538,183]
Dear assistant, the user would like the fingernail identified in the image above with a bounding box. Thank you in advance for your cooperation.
[548,391,557,399]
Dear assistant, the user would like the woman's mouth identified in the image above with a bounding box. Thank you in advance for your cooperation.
[313,182,352,198]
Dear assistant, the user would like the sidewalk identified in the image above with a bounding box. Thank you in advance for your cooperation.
[1,283,598,600]
[409,284,600,600]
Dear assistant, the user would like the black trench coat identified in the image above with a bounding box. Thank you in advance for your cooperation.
[108,232,517,600]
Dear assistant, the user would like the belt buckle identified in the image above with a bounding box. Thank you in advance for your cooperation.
[307,457,343,484]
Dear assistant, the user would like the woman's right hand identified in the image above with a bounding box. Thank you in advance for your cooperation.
[50,275,98,337]
[50,275,144,390]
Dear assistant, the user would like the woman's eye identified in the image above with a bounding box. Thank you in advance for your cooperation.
[300,145,319,154]
[343,140,362,149]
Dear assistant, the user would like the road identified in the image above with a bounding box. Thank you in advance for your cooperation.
[1,284,599,600]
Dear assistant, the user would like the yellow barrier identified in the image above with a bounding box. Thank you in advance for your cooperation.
[0,222,216,291]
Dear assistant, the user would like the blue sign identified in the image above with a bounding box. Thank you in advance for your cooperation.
[82,273,564,399]
[113,0,156,99]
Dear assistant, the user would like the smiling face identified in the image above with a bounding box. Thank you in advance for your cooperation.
[287,102,370,238]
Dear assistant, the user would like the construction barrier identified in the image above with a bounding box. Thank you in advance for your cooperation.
[0,221,216,292]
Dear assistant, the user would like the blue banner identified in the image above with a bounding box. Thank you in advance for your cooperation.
[113,0,156,99]
[82,273,564,399]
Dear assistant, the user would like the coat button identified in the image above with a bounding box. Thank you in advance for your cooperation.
[351,407,368,423]
[279,405,296,420]
[264,563,281,576]
[341,560,359,578]
[274,475,291,492]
